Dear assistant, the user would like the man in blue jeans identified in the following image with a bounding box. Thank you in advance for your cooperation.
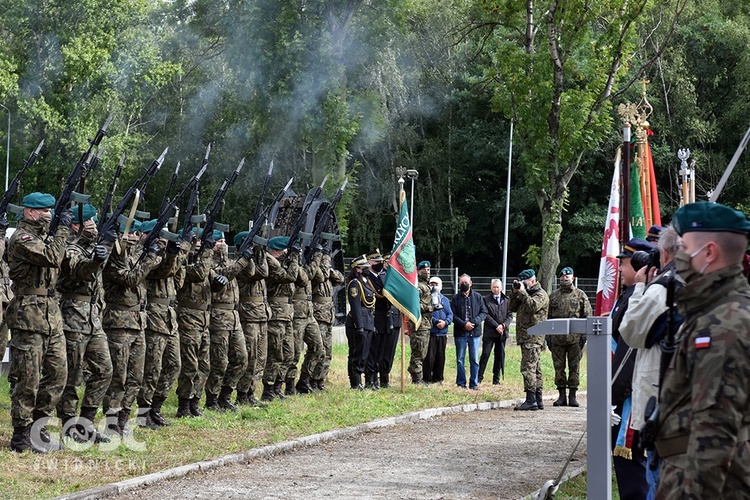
[450,274,487,389]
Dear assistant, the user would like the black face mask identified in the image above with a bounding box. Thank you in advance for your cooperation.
[459,282,470,292]
[371,263,383,273]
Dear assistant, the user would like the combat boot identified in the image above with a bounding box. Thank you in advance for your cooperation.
[33,411,64,451]
[273,381,287,399]
[568,389,580,407]
[514,391,538,411]
[104,409,122,437]
[235,391,251,406]
[204,392,222,411]
[136,400,160,430]
[79,406,110,444]
[189,396,203,417]
[150,396,171,426]
[553,389,567,407]
[176,398,192,418]
[284,378,297,396]
[218,386,238,411]
[536,389,545,410]
[295,376,314,394]
[248,394,268,408]
[60,414,80,442]
[10,425,46,453]
[316,379,327,391]
[117,408,132,437]
[261,382,276,402]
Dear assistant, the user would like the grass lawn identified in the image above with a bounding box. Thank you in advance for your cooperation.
[0,334,587,499]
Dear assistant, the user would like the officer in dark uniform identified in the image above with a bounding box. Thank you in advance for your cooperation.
[364,249,387,390]
[345,255,375,390]
[379,251,401,388]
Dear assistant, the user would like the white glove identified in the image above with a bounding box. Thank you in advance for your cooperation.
[610,405,621,427]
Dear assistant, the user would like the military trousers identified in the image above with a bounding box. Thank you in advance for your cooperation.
[0,318,8,367]
[288,315,322,382]
[140,329,181,404]
[206,326,247,396]
[176,328,210,400]
[263,319,294,385]
[315,321,333,382]
[57,329,113,419]
[103,328,145,412]
[237,321,267,396]
[519,342,543,392]
[549,341,582,390]
[407,328,430,378]
[9,329,68,427]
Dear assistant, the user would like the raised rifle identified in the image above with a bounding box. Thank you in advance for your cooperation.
[159,161,180,216]
[98,153,125,232]
[0,139,44,217]
[198,158,244,252]
[238,177,294,257]
[303,178,347,263]
[181,143,211,239]
[49,114,113,236]
[285,175,328,254]
[254,160,273,222]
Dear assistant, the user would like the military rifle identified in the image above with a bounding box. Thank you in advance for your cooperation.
[303,178,347,263]
[0,139,44,217]
[197,158,244,253]
[284,176,327,254]
[237,177,294,257]
[98,153,125,232]
[159,161,180,216]
[180,143,211,240]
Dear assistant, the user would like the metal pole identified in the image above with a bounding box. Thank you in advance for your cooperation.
[0,103,10,192]
[502,121,513,290]
[409,176,415,227]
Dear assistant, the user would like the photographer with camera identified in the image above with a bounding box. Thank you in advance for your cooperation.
[619,226,683,499]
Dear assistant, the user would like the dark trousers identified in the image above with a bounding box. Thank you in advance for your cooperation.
[478,336,506,383]
[423,335,447,383]
[611,424,648,500]
[379,328,400,382]
[346,326,373,387]
[366,313,388,379]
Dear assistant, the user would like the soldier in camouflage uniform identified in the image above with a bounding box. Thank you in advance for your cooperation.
[311,252,344,391]
[291,250,324,395]
[137,219,191,428]
[346,255,375,390]
[56,204,114,444]
[655,202,750,498]
[235,232,270,407]
[547,266,591,408]
[175,230,213,417]
[102,220,163,436]
[408,260,433,384]
[261,236,299,401]
[0,214,9,365]
[7,193,73,453]
[206,231,251,411]
[509,269,549,411]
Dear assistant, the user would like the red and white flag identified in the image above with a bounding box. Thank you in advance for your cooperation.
[595,148,622,316]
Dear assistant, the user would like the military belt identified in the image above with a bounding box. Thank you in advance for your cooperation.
[293,293,312,301]
[269,297,293,304]
[150,297,176,307]
[107,303,145,312]
[312,296,332,304]
[239,296,266,304]
[179,301,210,311]
[212,302,238,310]
[61,292,92,302]
[16,287,55,297]
[656,427,750,458]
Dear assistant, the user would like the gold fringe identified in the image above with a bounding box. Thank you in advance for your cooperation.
[613,445,633,460]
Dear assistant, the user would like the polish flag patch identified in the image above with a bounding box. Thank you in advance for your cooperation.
[695,336,711,349]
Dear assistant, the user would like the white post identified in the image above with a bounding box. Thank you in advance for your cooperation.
[502,121,513,291]
[0,103,10,192]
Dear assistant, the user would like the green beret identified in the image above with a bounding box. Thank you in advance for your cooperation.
[268,236,289,251]
[71,204,98,224]
[212,229,225,241]
[672,201,750,236]
[120,219,141,233]
[518,269,535,280]
[140,219,158,234]
[234,231,249,247]
[560,266,574,276]
[22,192,55,209]
[350,254,370,269]
[417,260,431,269]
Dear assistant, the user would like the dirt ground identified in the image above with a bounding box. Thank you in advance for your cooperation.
[115,395,588,499]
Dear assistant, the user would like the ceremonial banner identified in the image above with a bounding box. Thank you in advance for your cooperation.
[595,149,621,316]
[630,159,646,239]
[384,189,421,329]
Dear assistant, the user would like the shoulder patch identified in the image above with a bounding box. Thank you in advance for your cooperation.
[350,286,359,297]
[695,336,711,349]
[21,234,32,241]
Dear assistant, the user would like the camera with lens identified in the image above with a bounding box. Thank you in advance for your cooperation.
[513,280,522,290]
[631,248,661,272]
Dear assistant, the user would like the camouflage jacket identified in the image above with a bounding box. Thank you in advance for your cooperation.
[6,218,70,334]
[176,250,213,332]
[509,281,549,345]
[312,253,344,324]
[0,228,9,305]
[656,265,750,497]
[102,241,162,331]
[293,254,321,320]
[209,249,250,332]
[57,237,107,335]
[547,282,592,344]
[266,252,300,322]
[144,241,190,335]
[412,275,433,332]
[237,250,270,323]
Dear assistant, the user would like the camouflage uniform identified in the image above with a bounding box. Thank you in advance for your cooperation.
[509,281,549,393]
[206,249,250,408]
[102,240,162,429]
[407,275,433,383]
[0,232,9,363]
[7,219,70,430]
[311,253,344,389]
[138,240,189,421]
[655,265,750,498]
[56,236,113,430]
[547,281,591,392]
[236,249,270,404]
[289,252,323,394]
[262,251,299,398]
[175,249,213,415]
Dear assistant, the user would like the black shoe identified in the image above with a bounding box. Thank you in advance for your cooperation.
[535,390,544,410]
[176,398,192,418]
[204,393,222,412]
[235,392,251,406]
[189,397,204,417]
[10,425,46,453]
[218,387,238,411]
[151,396,171,426]
[296,377,314,394]
[553,389,567,407]
[568,389,580,408]
[514,391,539,411]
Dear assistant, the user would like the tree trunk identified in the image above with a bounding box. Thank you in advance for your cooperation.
[537,192,563,293]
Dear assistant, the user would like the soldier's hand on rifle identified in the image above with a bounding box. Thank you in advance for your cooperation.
[146,240,163,255]
[0,213,9,231]
[203,235,216,250]
[214,274,228,287]
[166,240,180,255]
[240,245,253,261]
[93,244,110,262]
[290,241,301,254]
[101,226,117,244]
[181,228,194,244]
[59,208,74,228]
